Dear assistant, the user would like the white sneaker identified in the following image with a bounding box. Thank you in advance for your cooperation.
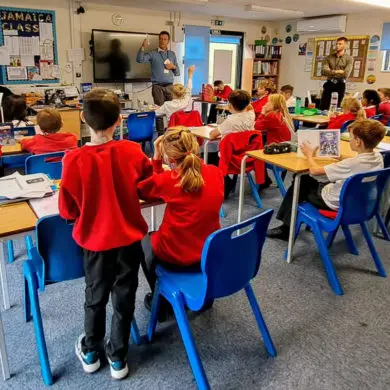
[75,334,101,374]
[106,349,129,380]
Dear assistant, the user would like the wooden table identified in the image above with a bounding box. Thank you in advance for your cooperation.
[292,115,330,126]
[237,151,339,264]
[2,143,24,155]
[189,125,220,164]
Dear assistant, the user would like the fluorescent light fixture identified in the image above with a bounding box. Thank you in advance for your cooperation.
[245,4,304,17]
[166,0,208,3]
[351,0,390,8]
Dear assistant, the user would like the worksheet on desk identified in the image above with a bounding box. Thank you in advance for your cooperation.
[29,191,59,218]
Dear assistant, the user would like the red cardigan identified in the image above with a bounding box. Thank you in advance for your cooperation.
[255,111,291,144]
[214,85,233,101]
[379,101,390,125]
[21,133,78,154]
[364,106,377,118]
[138,159,224,266]
[327,112,357,129]
[59,140,153,251]
[252,95,269,118]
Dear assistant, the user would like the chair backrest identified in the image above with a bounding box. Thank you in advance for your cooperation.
[168,110,203,128]
[382,151,390,168]
[369,114,383,121]
[335,168,390,225]
[25,151,65,179]
[200,210,273,300]
[36,215,84,285]
[340,119,355,133]
[126,111,156,142]
[13,126,36,137]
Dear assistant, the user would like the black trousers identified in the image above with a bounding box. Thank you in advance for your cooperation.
[141,234,200,292]
[82,242,143,361]
[320,80,346,111]
[152,84,172,135]
[276,175,332,226]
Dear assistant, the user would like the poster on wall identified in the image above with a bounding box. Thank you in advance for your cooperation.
[0,7,59,84]
[366,35,380,76]
[304,38,315,72]
[298,42,307,56]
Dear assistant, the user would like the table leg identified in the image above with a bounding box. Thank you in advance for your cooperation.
[238,155,248,225]
[0,312,10,380]
[151,206,156,232]
[119,118,124,140]
[0,244,10,311]
[203,141,209,164]
[287,173,302,264]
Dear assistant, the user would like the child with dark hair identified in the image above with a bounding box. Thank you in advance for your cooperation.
[362,89,381,118]
[59,88,152,380]
[213,80,233,101]
[3,94,34,127]
[21,108,77,154]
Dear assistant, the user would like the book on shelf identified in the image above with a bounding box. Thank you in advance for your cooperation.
[251,44,282,59]
[253,61,278,75]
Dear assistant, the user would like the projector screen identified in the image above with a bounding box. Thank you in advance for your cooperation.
[92,29,159,83]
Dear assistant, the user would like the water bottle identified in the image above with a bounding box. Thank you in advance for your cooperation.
[329,92,338,114]
[294,97,301,115]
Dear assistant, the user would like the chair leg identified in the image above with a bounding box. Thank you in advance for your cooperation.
[7,241,14,264]
[25,235,33,253]
[149,141,155,155]
[24,276,32,323]
[326,226,339,248]
[247,173,262,209]
[244,284,276,357]
[171,292,210,390]
[130,318,141,345]
[375,213,390,241]
[147,283,162,342]
[360,222,387,277]
[385,207,390,227]
[341,225,359,255]
[219,206,226,219]
[272,166,287,197]
[312,224,343,295]
[24,263,53,386]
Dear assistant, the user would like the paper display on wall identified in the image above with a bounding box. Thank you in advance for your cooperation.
[40,42,54,61]
[6,66,27,80]
[353,60,361,78]
[67,48,85,65]
[39,22,53,42]
[318,42,325,57]
[0,47,10,65]
[3,30,18,36]
[20,55,35,67]
[304,38,315,72]
[316,61,322,77]
[4,36,20,56]
[39,60,54,79]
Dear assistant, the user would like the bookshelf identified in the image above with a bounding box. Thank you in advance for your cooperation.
[250,44,282,94]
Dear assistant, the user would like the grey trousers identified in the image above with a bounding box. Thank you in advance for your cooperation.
[152,84,172,135]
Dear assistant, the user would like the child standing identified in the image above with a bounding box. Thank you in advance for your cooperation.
[155,65,195,127]
[378,88,390,125]
[59,89,152,380]
[138,127,224,318]
[267,119,385,240]
[21,108,77,154]
[327,96,366,129]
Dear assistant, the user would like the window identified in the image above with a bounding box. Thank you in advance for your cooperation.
[382,50,390,72]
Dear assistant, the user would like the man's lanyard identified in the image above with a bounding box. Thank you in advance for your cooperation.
[159,50,169,62]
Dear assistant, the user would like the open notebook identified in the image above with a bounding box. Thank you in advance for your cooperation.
[297,130,340,158]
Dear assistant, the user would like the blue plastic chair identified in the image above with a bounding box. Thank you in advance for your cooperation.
[23,215,141,386]
[369,114,383,121]
[292,168,390,295]
[266,164,287,197]
[340,119,355,133]
[148,210,276,389]
[127,111,156,154]
[7,152,66,264]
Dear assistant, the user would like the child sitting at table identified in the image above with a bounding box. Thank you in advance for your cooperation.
[154,65,195,127]
[59,88,153,380]
[327,96,366,129]
[3,94,34,127]
[209,89,255,140]
[252,80,276,118]
[378,88,390,125]
[362,89,381,118]
[255,93,295,144]
[213,80,233,101]
[138,127,224,319]
[20,108,78,154]
[280,84,296,108]
[267,119,385,241]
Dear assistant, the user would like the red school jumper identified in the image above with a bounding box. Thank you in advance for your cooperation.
[214,85,233,101]
[255,111,292,144]
[379,101,390,125]
[137,159,224,266]
[327,112,357,129]
[59,140,153,251]
[252,95,269,119]
[364,106,377,118]
[21,133,78,154]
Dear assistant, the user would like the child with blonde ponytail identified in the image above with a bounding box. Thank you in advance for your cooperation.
[328,96,366,129]
[138,126,224,318]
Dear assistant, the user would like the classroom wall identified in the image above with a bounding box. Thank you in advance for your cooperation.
[278,13,390,99]
[2,0,276,102]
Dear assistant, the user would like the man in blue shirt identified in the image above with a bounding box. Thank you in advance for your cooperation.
[137,31,180,105]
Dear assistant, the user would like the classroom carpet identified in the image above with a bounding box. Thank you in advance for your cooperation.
[2,176,390,390]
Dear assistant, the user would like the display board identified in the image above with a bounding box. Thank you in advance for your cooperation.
[0,7,59,84]
[311,35,369,82]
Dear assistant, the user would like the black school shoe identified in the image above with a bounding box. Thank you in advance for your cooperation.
[266,225,289,241]
[144,293,173,323]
